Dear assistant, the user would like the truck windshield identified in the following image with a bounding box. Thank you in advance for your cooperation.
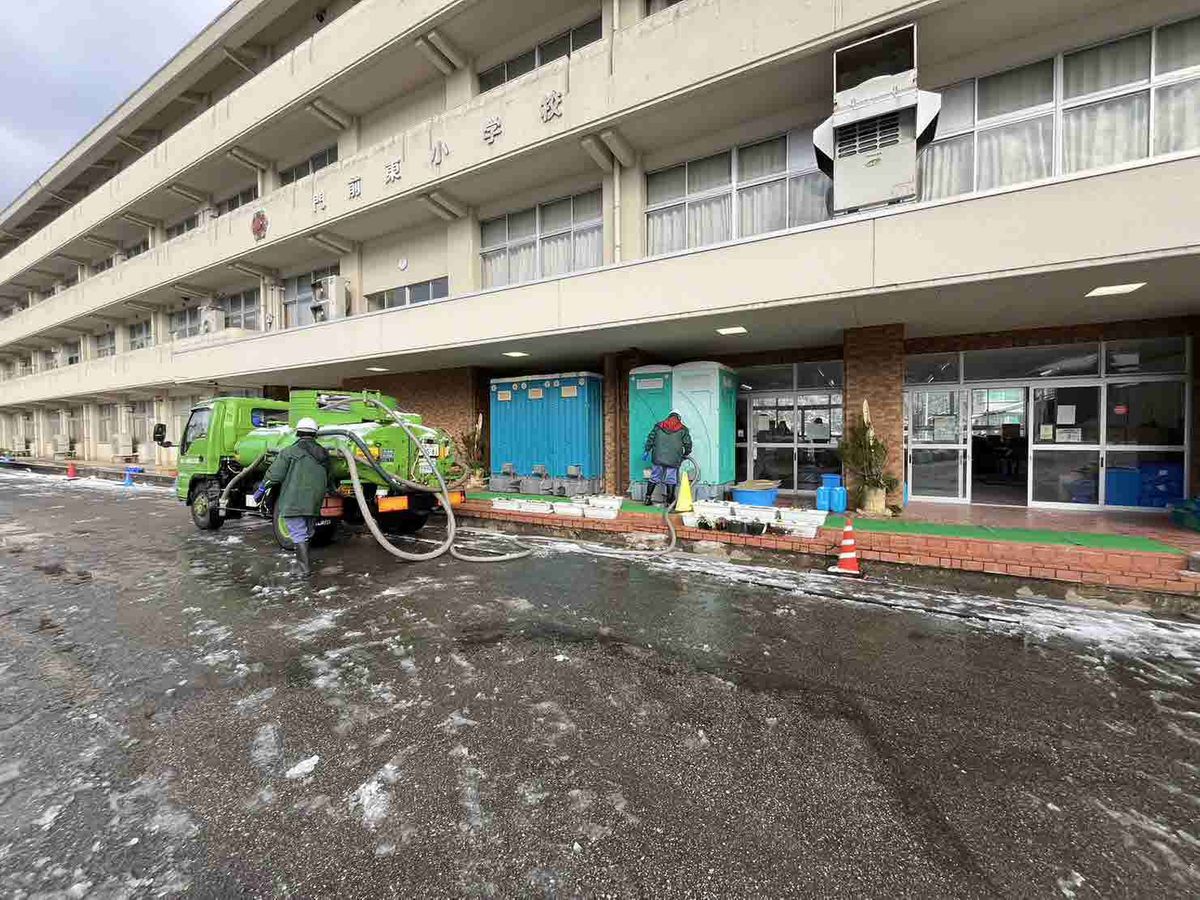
[181,408,212,454]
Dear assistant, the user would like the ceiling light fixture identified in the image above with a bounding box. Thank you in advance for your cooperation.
[365,366,388,373]
[502,351,530,358]
[1086,282,1146,297]
[716,325,748,335]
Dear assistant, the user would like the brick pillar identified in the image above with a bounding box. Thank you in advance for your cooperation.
[603,354,619,494]
[843,324,905,504]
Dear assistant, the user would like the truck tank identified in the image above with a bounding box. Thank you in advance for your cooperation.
[233,418,457,488]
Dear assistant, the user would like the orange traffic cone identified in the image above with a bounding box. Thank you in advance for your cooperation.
[66,461,79,480]
[827,518,862,577]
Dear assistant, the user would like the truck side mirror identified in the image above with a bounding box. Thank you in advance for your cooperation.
[153,423,172,447]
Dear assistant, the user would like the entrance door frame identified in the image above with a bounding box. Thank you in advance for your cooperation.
[904,339,1192,511]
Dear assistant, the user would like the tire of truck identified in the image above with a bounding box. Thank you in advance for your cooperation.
[382,512,430,535]
[189,480,224,531]
[272,506,337,550]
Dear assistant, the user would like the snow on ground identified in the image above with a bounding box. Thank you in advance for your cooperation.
[0,469,170,494]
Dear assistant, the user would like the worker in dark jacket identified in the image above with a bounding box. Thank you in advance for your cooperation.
[643,410,692,507]
[253,417,336,575]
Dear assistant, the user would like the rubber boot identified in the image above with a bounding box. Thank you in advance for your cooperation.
[295,541,312,576]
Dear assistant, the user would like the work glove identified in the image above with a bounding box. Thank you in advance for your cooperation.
[643,452,651,462]
[251,484,268,505]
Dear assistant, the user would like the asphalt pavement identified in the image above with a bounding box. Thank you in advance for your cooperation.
[1,469,1199,898]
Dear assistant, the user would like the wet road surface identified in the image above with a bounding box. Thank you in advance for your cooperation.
[2,469,1200,897]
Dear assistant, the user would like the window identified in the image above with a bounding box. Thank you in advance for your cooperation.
[17,356,32,376]
[647,0,684,13]
[165,214,199,241]
[91,256,114,276]
[646,128,830,256]
[169,305,202,340]
[42,349,59,371]
[282,264,340,328]
[130,401,154,447]
[221,288,260,330]
[181,407,211,454]
[920,17,1200,200]
[1105,337,1187,374]
[481,189,602,288]
[367,277,449,310]
[124,239,149,260]
[964,344,1100,381]
[98,404,117,443]
[214,186,258,217]
[64,341,81,366]
[128,320,153,351]
[96,332,116,358]
[477,18,602,93]
[279,145,338,185]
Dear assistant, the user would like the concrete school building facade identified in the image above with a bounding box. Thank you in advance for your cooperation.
[0,0,1197,514]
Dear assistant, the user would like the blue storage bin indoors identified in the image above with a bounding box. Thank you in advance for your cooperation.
[1104,467,1141,507]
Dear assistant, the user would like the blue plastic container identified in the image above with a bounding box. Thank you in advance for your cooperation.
[820,473,842,489]
[831,486,848,513]
[732,487,779,507]
[816,486,832,511]
[489,372,604,479]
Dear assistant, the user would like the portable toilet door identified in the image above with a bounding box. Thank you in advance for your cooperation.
[628,365,673,484]
[489,377,529,475]
[555,373,605,479]
[671,361,737,485]
[526,375,556,476]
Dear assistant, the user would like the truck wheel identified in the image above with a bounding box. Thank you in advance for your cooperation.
[273,508,337,550]
[383,512,429,535]
[190,481,224,531]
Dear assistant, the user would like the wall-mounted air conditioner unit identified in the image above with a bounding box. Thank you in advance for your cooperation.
[310,276,350,323]
[199,306,226,334]
[813,24,941,215]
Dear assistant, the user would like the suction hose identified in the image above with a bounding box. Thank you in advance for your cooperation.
[330,401,532,564]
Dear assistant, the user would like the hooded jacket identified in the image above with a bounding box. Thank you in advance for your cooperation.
[644,414,693,468]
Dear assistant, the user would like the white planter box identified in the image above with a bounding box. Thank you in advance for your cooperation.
[492,498,523,511]
[693,501,733,518]
[519,500,555,515]
[584,506,620,520]
[586,495,624,510]
[554,504,586,517]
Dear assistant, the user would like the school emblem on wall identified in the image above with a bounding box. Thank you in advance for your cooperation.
[251,209,269,241]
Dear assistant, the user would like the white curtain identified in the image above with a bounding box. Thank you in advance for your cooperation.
[738,137,786,181]
[1063,92,1149,173]
[540,232,573,277]
[977,115,1054,190]
[738,180,787,237]
[919,134,974,200]
[481,249,508,288]
[1063,32,1149,99]
[647,205,685,255]
[509,241,537,284]
[573,225,602,270]
[1155,78,1200,155]
[687,195,731,248]
[687,151,731,193]
[977,59,1053,119]
[788,173,830,226]
[1156,15,1200,75]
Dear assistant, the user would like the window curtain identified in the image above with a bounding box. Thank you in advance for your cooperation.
[1063,92,1149,173]
[687,195,731,248]
[481,249,508,288]
[977,115,1053,190]
[738,180,787,237]
[977,59,1054,119]
[1063,33,1149,99]
[647,205,686,255]
[919,134,974,200]
[788,173,830,226]
[540,232,574,277]
[573,225,603,270]
[1155,78,1200,155]
[509,241,537,284]
[1156,15,1200,75]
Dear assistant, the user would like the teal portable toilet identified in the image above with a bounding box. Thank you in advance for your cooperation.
[671,361,737,486]
[628,365,673,485]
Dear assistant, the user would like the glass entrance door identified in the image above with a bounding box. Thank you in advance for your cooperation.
[906,388,968,501]
[970,387,1028,505]
[749,394,796,489]
[1030,384,1102,506]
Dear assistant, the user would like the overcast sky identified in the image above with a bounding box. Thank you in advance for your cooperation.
[0,0,231,209]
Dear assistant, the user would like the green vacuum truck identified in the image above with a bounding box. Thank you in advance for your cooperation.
[158,389,465,547]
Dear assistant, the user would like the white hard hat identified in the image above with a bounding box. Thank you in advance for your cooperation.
[296,417,319,435]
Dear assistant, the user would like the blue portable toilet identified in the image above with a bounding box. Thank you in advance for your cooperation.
[490,372,604,490]
[671,361,737,486]
[628,365,673,485]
